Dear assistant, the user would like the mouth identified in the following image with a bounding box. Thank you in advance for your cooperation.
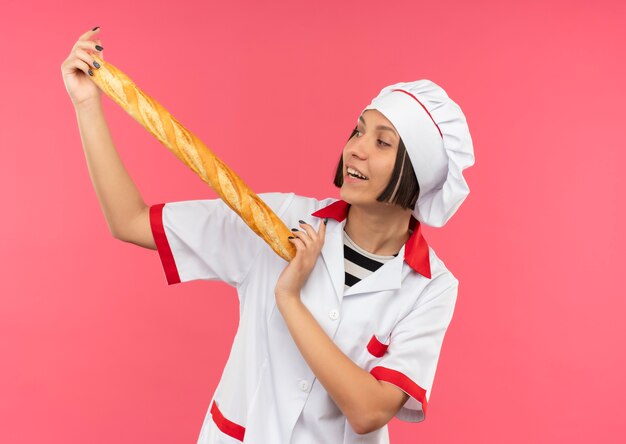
[345,165,369,181]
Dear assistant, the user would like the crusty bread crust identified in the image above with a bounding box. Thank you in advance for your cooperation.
[89,53,296,261]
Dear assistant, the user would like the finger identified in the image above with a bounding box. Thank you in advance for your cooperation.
[290,229,312,247]
[74,47,100,70]
[298,220,318,241]
[318,218,328,240]
[288,236,306,253]
[69,58,92,77]
[95,40,105,60]
[75,39,103,55]
[79,26,101,41]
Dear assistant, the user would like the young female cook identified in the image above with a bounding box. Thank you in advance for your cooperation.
[62,27,475,444]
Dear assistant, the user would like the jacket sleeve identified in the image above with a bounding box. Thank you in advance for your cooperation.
[370,277,459,423]
[149,192,293,287]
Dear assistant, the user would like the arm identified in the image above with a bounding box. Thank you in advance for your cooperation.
[276,297,409,435]
[74,98,155,249]
[274,220,408,435]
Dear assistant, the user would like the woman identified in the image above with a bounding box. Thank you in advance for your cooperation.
[62,27,475,444]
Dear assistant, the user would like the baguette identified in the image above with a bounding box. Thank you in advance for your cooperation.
[88,53,296,261]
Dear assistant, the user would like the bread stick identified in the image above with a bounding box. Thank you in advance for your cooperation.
[88,53,296,261]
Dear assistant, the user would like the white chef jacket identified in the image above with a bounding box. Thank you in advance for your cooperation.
[149,192,459,444]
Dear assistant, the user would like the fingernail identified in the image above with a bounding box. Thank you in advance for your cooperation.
[288,236,295,240]
[291,228,299,231]
[93,61,101,69]
[95,45,104,51]
[92,26,100,31]
[299,220,305,224]
[324,218,328,225]
[88,69,94,76]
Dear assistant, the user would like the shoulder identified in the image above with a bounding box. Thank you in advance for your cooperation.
[419,247,460,308]
[255,192,295,213]
[427,247,458,286]
[257,192,339,218]
[400,244,459,311]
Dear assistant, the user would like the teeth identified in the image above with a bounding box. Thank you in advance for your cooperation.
[347,167,367,180]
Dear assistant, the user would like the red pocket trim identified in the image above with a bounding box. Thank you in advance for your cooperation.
[367,335,389,357]
[210,401,246,441]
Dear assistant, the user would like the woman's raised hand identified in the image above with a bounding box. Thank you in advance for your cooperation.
[274,219,328,300]
[61,27,105,107]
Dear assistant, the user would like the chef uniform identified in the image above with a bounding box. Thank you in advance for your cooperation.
[149,79,475,443]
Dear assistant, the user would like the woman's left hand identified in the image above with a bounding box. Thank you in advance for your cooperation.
[274,218,328,301]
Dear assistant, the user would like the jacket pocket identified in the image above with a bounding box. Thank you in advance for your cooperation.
[366,334,390,358]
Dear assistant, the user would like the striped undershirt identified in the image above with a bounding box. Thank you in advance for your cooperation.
[343,229,399,291]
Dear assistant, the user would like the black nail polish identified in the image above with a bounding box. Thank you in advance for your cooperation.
[92,26,100,31]
[93,61,100,69]
[88,69,94,76]
[291,228,299,231]
[299,220,305,224]
[95,45,104,51]
[324,218,328,225]
[288,236,295,240]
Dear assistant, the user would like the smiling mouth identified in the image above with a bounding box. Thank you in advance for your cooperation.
[346,167,369,180]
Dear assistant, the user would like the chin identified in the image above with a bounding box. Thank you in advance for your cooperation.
[339,187,368,207]
[339,186,354,204]
[341,188,401,215]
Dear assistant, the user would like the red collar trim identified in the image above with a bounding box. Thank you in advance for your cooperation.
[311,200,432,279]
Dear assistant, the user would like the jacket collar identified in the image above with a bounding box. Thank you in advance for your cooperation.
[311,200,431,279]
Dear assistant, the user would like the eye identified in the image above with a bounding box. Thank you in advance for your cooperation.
[352,128,390,147]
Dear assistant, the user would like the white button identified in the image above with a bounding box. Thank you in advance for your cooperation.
[299,380,310,392]
[329,309,339,321]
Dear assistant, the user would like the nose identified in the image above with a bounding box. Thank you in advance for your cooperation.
[346,132,369,160]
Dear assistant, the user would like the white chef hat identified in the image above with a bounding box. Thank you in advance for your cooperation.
[360,79,475,227]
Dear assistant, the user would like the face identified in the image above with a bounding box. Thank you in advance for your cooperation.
[340,109,400,209]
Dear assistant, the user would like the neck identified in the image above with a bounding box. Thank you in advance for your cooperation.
[343,203,413,256]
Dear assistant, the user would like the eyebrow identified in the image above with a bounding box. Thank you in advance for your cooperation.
[358,115,398,139]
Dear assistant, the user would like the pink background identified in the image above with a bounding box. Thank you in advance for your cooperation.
[1,0,625,442]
